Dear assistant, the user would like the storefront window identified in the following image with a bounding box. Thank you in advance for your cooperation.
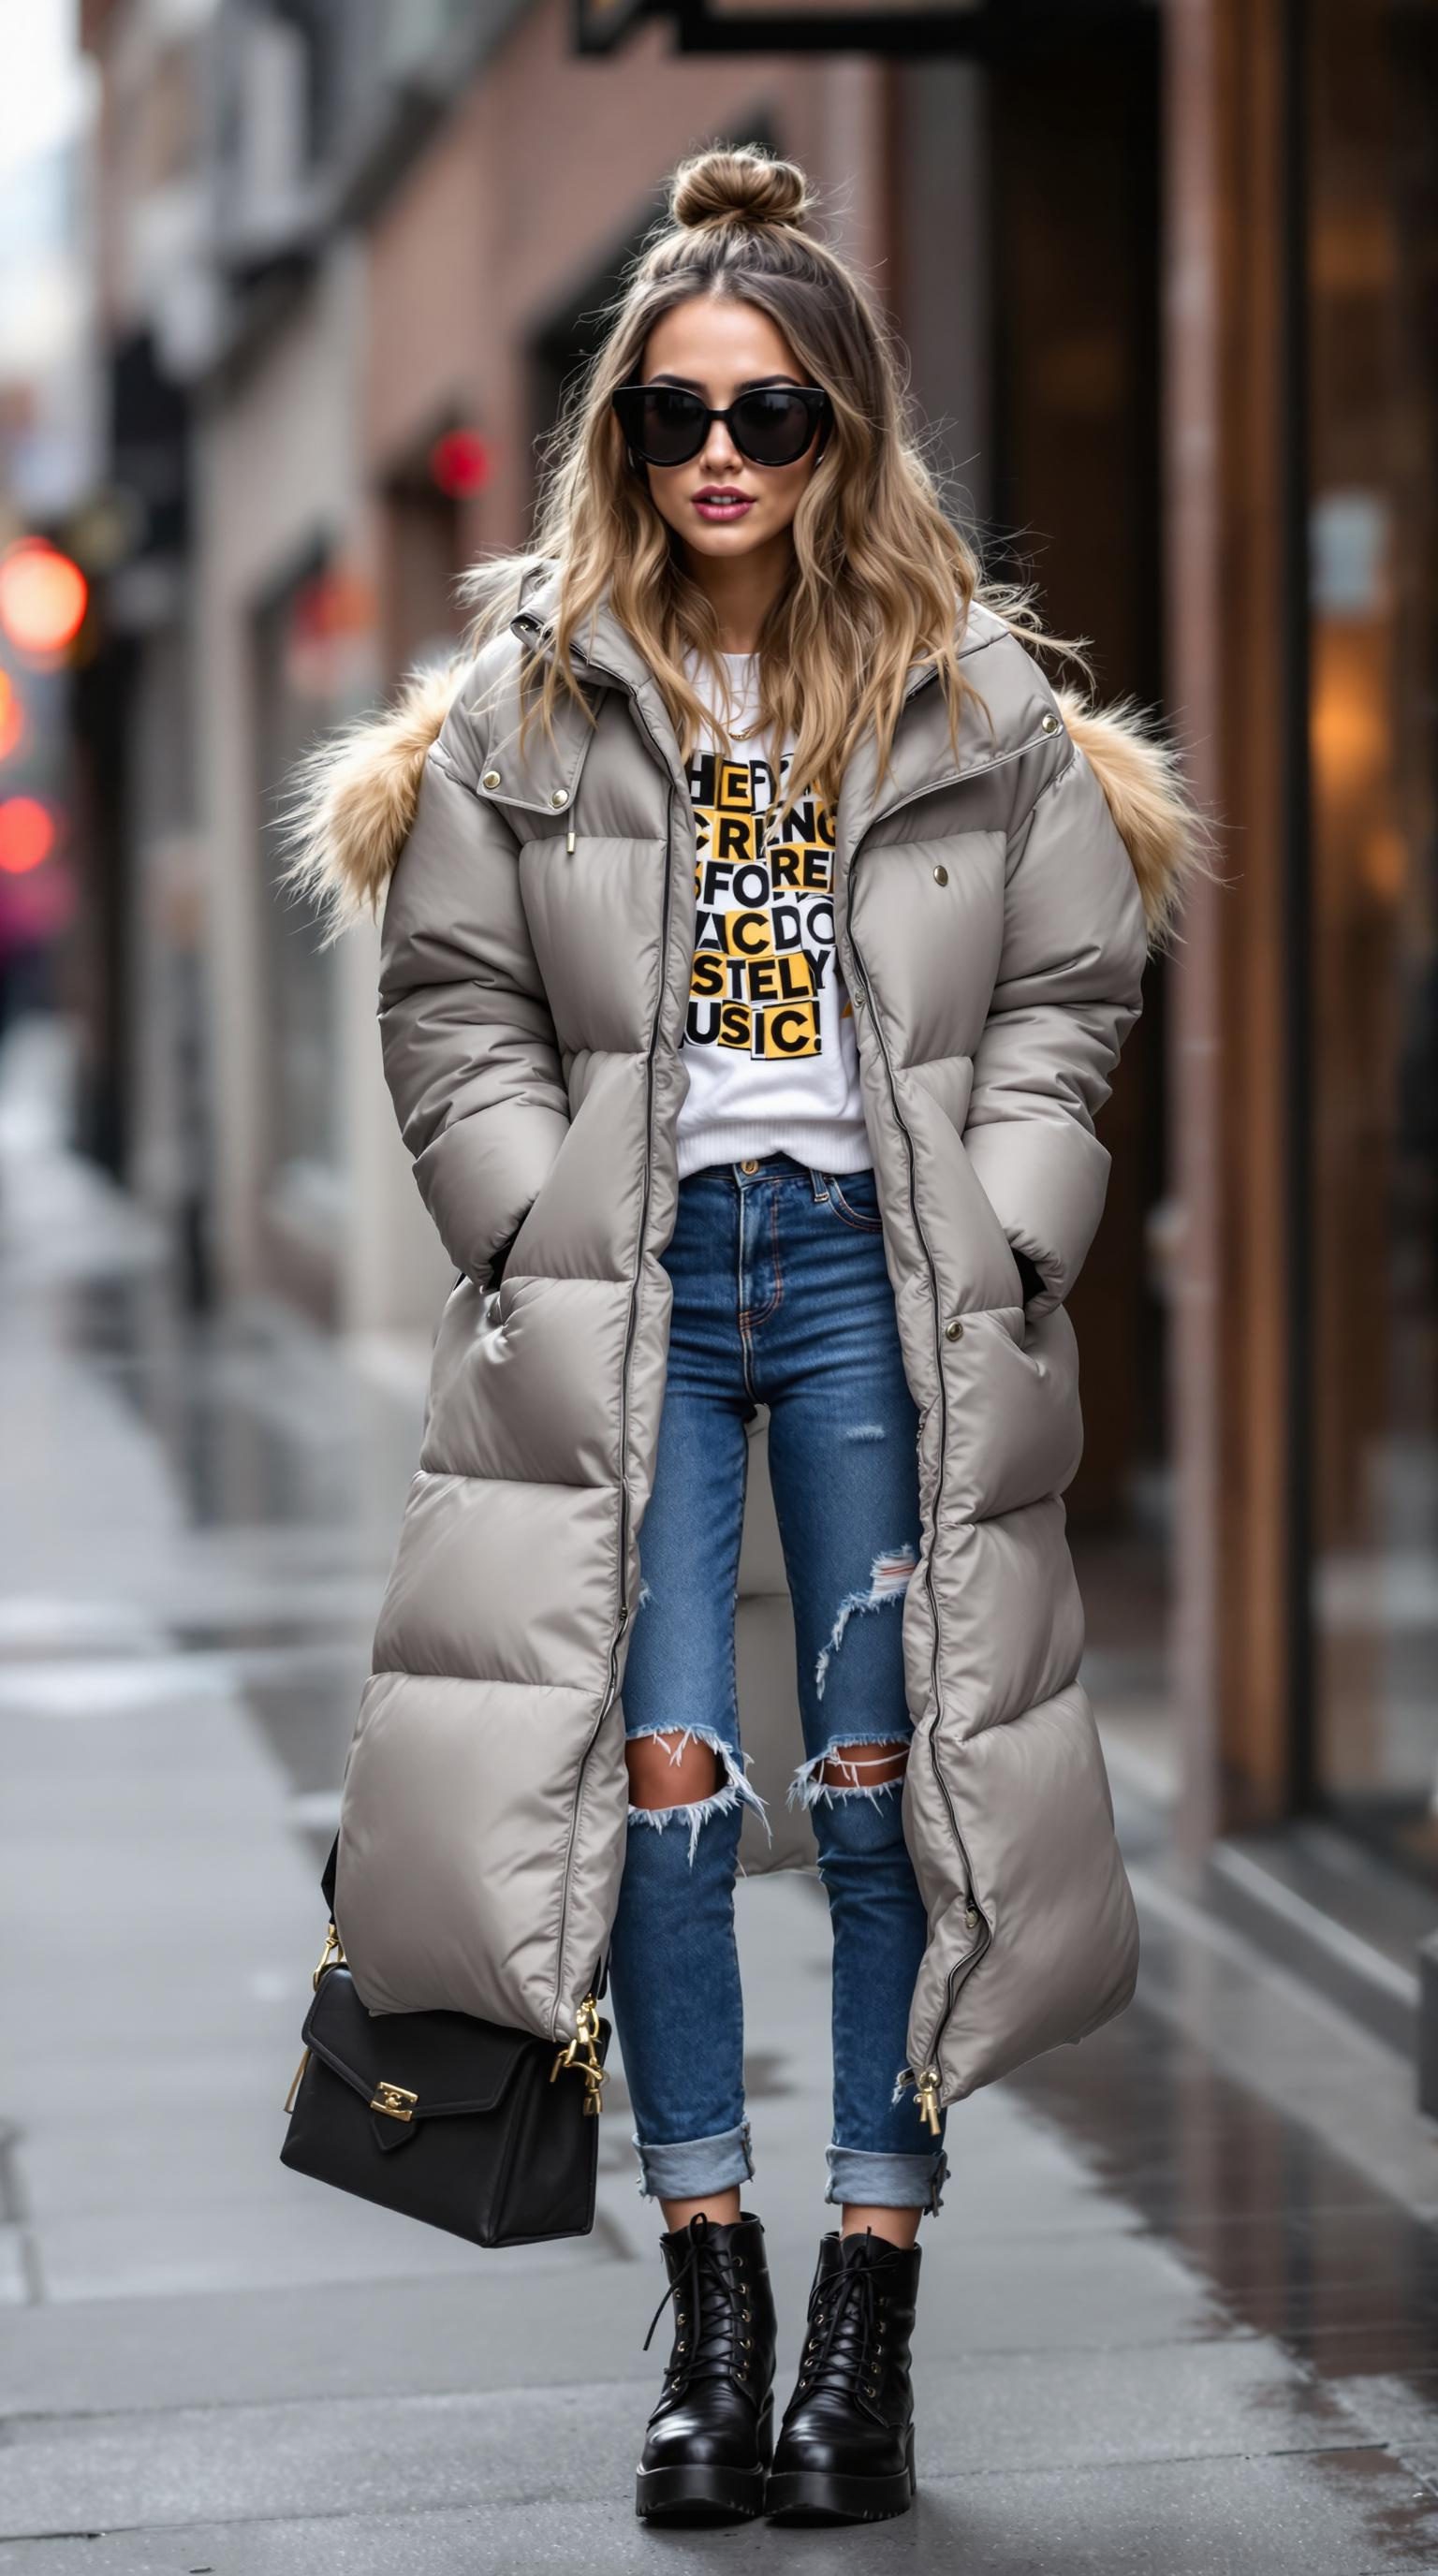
[1308,0,1438,1876]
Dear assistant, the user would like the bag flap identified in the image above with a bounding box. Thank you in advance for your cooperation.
[301,1968,543,2118]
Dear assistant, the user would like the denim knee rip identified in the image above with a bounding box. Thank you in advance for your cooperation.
[625,1723,771,1864]
[813,1544,917,1702]
[787,1728,912,1811]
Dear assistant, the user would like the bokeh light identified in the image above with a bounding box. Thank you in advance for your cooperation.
[0,541,89,657]
[429,427,492,498]
[0,672,24,761]
[0,795,58,874]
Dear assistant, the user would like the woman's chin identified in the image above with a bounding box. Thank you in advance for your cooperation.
[671,516,785,565]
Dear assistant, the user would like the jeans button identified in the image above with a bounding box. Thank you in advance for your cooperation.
[740,1159,760,1174]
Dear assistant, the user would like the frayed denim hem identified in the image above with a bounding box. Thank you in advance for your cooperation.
[633,2117,755,2201]
[625,1724,771,1864]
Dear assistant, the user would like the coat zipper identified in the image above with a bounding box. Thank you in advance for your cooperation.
[843,913,990,2114]
[841,712,1053,2112]
[542,632,678,2030]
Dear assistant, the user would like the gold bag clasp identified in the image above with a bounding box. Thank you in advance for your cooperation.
[370,2080,418,2122]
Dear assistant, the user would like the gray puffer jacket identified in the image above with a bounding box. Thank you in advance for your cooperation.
[304,560,1196,2118]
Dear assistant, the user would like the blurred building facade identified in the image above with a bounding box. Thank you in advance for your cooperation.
[64,1,1438,2072]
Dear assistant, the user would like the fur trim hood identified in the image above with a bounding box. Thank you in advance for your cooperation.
[286,622,1207,951]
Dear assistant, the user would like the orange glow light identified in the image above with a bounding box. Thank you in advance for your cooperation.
[0,796,56,873]
[0,672,23,761]
[0,541,89,657]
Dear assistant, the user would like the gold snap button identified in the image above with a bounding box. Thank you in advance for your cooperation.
[481,768,502,789]
[740,1159,760,1174]
[932,864,948,886]
[945,1318,964,1341]
[550,786,568,808]
[1040,710,1061,736]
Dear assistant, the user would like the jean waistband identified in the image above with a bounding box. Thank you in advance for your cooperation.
[679,1152,873,1195]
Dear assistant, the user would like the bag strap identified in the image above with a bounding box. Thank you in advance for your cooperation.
[321,1830,339,1917]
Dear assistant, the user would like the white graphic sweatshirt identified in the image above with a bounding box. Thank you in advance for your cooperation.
[675,650,871,1180]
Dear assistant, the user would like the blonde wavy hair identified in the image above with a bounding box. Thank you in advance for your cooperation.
[459,141,1089,816]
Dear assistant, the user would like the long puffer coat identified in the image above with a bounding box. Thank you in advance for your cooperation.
[305,559,1196,2117]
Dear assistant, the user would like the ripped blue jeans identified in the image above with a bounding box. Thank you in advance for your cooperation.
[606,1152,948,2217]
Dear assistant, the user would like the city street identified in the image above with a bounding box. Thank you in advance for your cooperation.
[2,1023,1438,2575]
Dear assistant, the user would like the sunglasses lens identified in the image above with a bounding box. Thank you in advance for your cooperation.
[731,390,820,465]
[623,388,706,465]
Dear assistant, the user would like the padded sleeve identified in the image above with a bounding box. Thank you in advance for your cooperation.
[377,744,569,1286]
[962,745,1149,1319]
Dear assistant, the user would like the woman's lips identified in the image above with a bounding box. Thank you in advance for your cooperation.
[692,493,755,522]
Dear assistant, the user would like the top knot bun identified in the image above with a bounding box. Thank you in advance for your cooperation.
[670,147,814,235]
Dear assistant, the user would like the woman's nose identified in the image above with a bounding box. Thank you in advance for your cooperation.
[698,420,744,477]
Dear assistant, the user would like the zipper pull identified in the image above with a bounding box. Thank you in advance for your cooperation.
[313,1920,345,1989]
[915,2065,943,2135]
[550,1992,608,2115]
[565,824,576,855]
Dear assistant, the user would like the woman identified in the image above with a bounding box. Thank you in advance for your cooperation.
[292,143,1200,2526]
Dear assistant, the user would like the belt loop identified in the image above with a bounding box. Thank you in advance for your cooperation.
[811,1166,829,1203]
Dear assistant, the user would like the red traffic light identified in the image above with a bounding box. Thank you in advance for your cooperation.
[429,428,492,499]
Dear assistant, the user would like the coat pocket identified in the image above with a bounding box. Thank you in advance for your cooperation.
[940,1304,1083,1521]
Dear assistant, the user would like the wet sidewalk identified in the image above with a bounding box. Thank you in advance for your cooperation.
[2,1025,1438,2572]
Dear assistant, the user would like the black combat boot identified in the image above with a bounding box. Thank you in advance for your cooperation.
[634,2209,777,2522]
[766,2227,921,2524]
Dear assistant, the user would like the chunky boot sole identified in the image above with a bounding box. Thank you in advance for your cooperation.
[766,2424,917,2525]
[634,2397,774,2524]
[634,2458,769,2523]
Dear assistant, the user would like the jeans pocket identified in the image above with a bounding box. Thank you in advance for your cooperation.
[823,1171,885,1234]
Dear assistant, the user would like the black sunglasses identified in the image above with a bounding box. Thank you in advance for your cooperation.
[611,382,831,471]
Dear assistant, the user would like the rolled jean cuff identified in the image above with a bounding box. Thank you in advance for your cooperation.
[824,2143,949,2217]
[633,2118,755,2202]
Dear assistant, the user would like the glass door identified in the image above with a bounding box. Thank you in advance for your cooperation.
[1306,0,1438,1879]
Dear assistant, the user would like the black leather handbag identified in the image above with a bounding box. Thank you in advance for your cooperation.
[280,1840,611,2249]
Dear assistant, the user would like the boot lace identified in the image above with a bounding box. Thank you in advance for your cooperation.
[794,2243,892,2419]
[642,2213,755,2393]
